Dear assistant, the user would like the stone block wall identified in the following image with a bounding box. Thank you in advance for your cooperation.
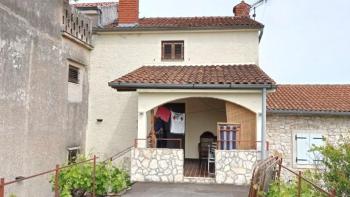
[131,148,184,182]
[215,150,258,185]
[266,114,350,170]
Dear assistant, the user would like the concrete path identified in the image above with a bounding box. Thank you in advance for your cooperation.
[123,182,249,197]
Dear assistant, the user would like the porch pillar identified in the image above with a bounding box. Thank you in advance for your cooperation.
[137,111,148,148]
[261,88,267,159]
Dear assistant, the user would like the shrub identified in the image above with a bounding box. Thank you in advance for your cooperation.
[312,137,350,196]
[266,178,324,197]
[50,156,131,197]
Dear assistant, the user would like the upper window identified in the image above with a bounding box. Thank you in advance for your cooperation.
[294,133,325,165]
[68,65,79,84]
[161,41,184,60]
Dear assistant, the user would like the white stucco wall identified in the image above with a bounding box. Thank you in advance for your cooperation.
[87,29,260,157]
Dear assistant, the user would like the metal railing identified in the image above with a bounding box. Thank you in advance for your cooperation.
[279,164,336,197]
[103,146,134,163]
[134,138,182,149]
[249,156,282,197]
[216,140,269,151]
[249,156,336,197]
[0,155,98,197]
[0,144,137,197]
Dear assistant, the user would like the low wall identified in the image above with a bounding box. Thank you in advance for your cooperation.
[215,150,258,185]
[131,148,184,182]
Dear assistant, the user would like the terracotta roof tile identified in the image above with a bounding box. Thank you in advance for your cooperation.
[110,65,275,89]
[99,16,264,31]
[267,85,350,113]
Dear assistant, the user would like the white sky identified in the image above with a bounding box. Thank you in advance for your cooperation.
[72,0,350,84]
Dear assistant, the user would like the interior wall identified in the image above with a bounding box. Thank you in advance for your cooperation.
[181,98,226,159]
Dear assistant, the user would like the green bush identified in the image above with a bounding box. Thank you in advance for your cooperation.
[312,137,350,196]
[266,178,324,197]
[50,156,131,197]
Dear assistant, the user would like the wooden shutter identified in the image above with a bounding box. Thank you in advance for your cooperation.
[309,134,324,163]
[295,133,310,165]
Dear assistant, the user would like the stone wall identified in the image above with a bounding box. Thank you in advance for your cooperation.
[131,148,184,183]
[266,114,350,170]
[215,150,258,185]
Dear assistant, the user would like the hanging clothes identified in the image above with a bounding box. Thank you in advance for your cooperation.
[170,111,185,134]
[155,106,171,122]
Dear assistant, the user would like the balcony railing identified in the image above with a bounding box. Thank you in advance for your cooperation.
[62,2,93,47]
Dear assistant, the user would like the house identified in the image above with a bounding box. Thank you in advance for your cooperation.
[88,0,272,185]
[0,0,92,196]
[87,0,350,185]
[1,0,349,195]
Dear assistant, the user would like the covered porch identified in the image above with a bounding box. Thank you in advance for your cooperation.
[109,65,275,185]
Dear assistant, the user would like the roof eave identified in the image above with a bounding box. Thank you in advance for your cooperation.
[94,25,264,33]
[267,109,350,116]
[108,82,276,91]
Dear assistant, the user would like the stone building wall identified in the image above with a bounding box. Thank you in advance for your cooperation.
[131,148,184,183]
[266,114,350,170]
[215,150,258,185]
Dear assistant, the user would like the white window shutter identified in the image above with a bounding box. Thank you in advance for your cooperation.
[309,134,325,164]
[296,133,311,165]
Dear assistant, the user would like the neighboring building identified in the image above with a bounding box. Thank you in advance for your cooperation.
[73,2,118,27]
[0,0,92,195]
[267,85,350,170]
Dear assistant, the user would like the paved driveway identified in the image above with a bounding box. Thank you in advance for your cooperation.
[123,182,249,197]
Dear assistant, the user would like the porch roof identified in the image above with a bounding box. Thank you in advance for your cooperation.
[109,65,276,91]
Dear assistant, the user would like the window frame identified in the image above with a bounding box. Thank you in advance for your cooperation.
[67,146,80,164]
[68,65,80,84]
[161,40,184,61]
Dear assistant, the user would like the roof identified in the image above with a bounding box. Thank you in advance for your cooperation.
[72,2,117,8]
[109,65,276,90]
[97,16,264,32]
[267,85,350,115]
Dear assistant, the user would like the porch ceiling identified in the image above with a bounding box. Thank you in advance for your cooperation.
[109,65,276,91]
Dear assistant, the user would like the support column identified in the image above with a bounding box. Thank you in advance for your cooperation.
[137,111,147,148]
[261,88,267,159]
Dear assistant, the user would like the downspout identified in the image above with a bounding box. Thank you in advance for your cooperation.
[261,88,267,159]
[259,27,264,42]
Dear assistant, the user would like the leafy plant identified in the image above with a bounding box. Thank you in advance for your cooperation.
[50,156,131,197]
[266,178,324,197]
[311,136,350,196]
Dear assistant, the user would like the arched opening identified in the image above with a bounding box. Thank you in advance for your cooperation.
[141,96,258,178]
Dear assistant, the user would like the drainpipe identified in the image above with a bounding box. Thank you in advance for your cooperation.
[261,88,267,159]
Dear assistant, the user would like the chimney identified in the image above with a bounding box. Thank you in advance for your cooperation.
[233,1,251,17]
[118,0,139,26]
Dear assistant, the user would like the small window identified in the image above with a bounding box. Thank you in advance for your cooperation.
[68,65,79,84]
[217,123,239,150]
[67,146,80,164]
[295,133,325,165]
[161,41,184,60]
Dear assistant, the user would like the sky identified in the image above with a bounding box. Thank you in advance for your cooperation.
[73,0,350,84]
